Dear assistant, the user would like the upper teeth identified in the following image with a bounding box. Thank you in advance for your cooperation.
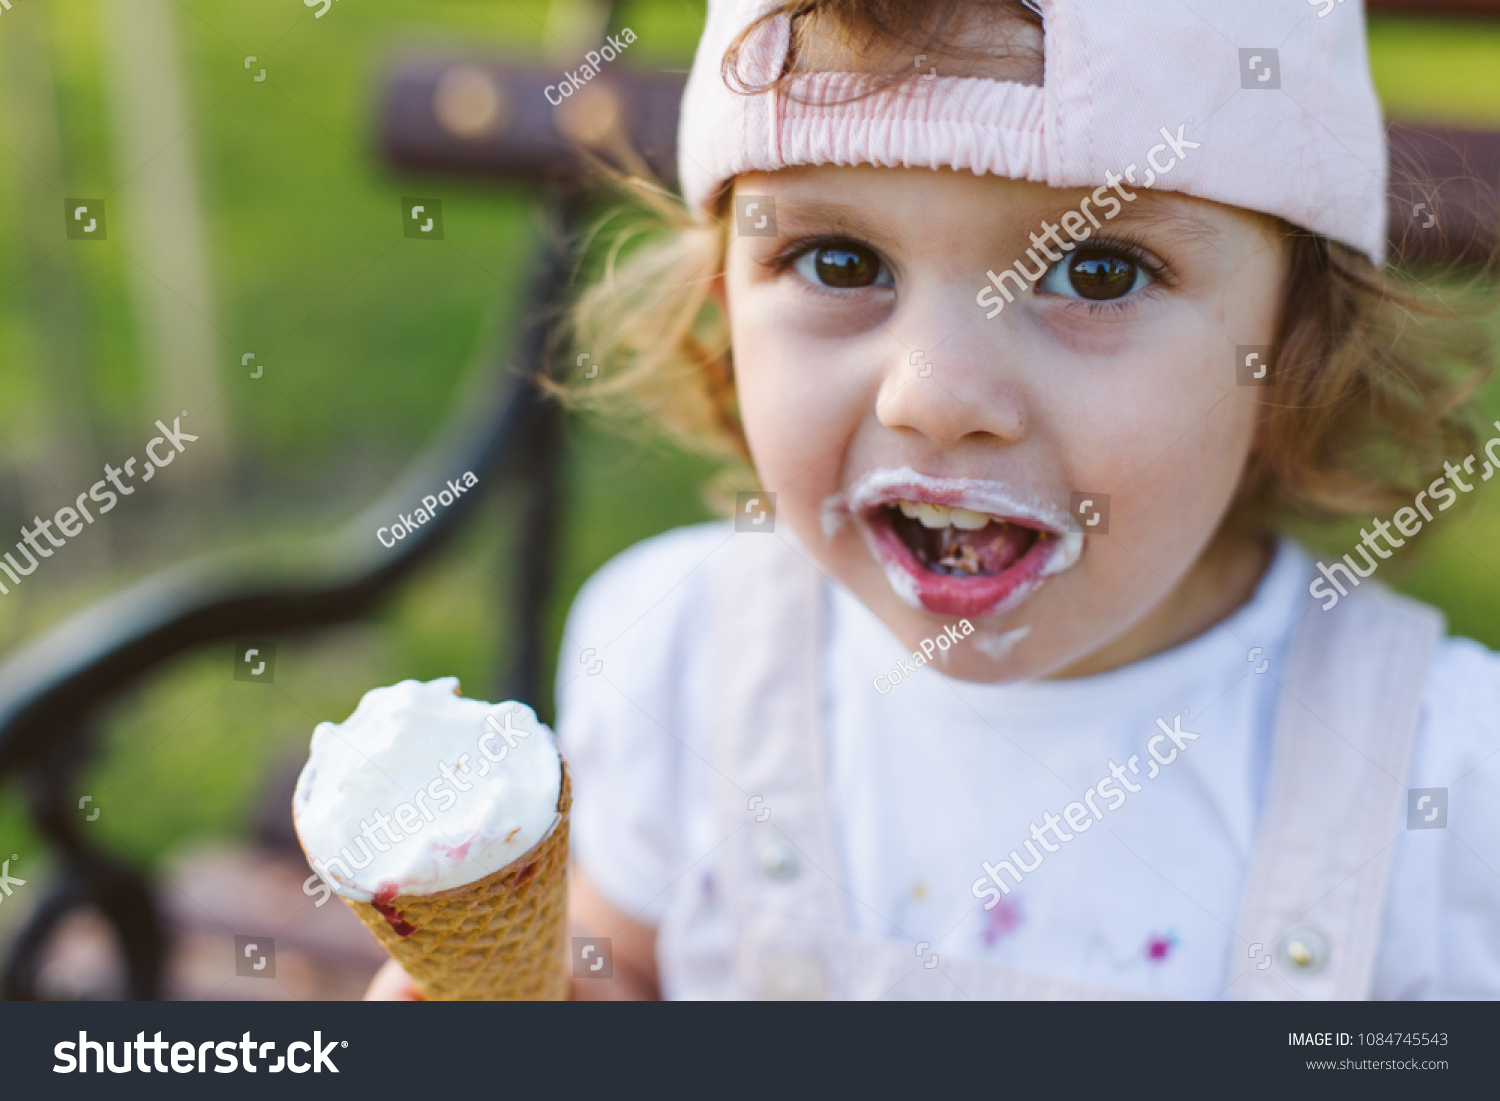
[895,500,993,530]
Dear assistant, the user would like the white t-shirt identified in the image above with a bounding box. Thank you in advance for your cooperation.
[557,524,1500,999]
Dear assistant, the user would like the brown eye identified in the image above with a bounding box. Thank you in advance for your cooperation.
[1067,252,1140,299]
[800,244,885,289]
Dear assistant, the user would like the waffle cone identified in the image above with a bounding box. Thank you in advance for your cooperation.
[340,765,571,1000]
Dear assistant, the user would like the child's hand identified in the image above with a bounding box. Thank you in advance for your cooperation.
[569,867,660,1000]
[364,958,425,1000]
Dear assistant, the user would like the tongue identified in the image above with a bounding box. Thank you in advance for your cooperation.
[894,513,1036,576]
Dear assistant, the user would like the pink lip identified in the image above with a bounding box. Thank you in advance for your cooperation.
[826,469,1083,619]
[865,508,1060,618]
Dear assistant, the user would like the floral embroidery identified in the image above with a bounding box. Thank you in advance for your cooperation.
[1142,929,1180,964]
[1085,927,1182,975]
[981,895,1024,947]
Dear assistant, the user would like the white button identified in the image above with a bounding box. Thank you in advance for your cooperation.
[758,840,800,880]
[1277,926,1330,975]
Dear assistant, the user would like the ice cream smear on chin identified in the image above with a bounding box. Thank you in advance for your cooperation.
[822,467,1085,619]
[292,677,562,902]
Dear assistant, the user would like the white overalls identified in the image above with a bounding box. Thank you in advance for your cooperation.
[655,534,1441,999]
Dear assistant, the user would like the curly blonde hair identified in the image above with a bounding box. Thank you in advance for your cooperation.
[557,0,1496,525]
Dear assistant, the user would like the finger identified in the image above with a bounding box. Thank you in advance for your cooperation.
[364,958,424,1000]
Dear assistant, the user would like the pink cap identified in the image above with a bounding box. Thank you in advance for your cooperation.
[678,0,1388,264]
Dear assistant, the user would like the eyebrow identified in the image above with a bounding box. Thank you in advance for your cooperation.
[756,199,890,242]
[760,189,1225,249]
[1094,197,1223,247]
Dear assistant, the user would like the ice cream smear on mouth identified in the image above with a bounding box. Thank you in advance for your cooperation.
[823,467,1084,618]
[292,677,562,902]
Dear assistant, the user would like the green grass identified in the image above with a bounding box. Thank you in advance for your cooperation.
[0,4,1497,874]
[1369,16,1500,127]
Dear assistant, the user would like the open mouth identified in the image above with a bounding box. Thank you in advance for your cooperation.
[887,501,1043,575]
[829,469,1083,619]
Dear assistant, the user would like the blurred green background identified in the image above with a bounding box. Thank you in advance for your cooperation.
[0,1,1496,872]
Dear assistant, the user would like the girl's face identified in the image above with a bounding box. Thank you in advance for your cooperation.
[723,166,1287,682]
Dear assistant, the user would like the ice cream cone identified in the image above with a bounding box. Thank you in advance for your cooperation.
[293,679,570,1000]
[338,765,571,1001]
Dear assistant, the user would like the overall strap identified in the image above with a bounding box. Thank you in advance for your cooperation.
[708,530,847,999]
[1228,581,1442,1000]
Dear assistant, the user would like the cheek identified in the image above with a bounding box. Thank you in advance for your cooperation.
[728,296,867,507]
[1046,308,1259,551]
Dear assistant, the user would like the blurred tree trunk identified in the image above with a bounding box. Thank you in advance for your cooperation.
[0,5,110,588]
[94,0,229,472]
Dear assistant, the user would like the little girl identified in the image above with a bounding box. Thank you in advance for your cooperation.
[375,0,1500,1000]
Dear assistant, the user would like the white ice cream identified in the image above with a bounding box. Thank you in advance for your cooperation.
[292,677,562,901]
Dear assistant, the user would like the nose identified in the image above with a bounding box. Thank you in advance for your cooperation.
[874,320,1027,446]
